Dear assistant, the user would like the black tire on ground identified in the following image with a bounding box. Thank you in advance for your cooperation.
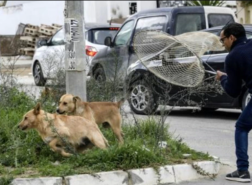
[33,62,46,86]
[93,67,106,82]
[242,90,251,111]
[128,79,158,115]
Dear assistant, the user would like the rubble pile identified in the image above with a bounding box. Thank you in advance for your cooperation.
[18,23,62,56]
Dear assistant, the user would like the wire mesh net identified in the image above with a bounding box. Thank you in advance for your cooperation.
[175,31,224,56]
[133,30,223,87]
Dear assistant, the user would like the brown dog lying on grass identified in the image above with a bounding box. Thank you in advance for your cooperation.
[57,94,125,144]
[18,103,109,157]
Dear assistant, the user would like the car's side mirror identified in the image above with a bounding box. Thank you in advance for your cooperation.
[40,39,48,46]
[37,39,48,48]
[129,45,134,53]
[104,36,112,47]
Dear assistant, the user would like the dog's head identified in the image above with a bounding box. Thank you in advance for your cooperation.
[57,94,82,115]
[18,103,41,131]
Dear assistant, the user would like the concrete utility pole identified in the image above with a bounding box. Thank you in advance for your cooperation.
[64,1,86,101]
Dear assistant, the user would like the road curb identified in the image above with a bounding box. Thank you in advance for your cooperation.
[11,177,62,185]
[11,159,220,185]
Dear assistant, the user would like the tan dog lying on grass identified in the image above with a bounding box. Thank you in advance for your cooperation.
[57,94,125,144]
[18,103,109,157]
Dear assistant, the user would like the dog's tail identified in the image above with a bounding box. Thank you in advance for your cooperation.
[117,98,125,108]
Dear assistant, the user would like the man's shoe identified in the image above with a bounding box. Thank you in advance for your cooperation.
[226,170,251,183]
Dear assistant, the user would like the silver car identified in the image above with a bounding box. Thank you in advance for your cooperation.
[32,23,121,86]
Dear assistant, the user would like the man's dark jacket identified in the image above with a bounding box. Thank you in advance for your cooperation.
[220,36,252,98]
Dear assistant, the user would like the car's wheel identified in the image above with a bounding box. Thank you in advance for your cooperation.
[93,67,106,82]
[242,90,251,110]
[128,79,158,115]
[33,62,46,86]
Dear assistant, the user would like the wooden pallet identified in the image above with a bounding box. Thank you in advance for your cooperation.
[39,24,59,35]
[52,23,62,28]
[26,24,39,30]
[17,23,62,56]
[24,27,39,36]
[38,28,56,36]
[20,36,36,42]
[18,48,35,56]
[27,42,35,47]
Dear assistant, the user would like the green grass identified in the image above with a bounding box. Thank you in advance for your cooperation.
[0,85,212,181]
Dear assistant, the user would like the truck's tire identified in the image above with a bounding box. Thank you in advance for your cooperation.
[128,79,158,115]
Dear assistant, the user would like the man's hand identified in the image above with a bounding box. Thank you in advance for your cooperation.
[215,70,227,81]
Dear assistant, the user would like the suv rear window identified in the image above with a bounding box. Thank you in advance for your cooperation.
[89,28,119,45]
[208,14,234,28]
[175,14,202,35]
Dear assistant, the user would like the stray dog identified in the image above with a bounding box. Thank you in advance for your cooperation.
[18,103,109,157]
[57,94,125,144]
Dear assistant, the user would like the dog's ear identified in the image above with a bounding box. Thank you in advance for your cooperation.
[73,96,82,108]
[33,103,41,115]
[73,96,82,103]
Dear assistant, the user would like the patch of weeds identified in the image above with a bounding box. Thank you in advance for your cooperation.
[87,79,124,102]
[0,176,14,185]
[0,84,212,179]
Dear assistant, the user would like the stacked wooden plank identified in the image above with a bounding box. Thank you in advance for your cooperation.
[18,23,62,56]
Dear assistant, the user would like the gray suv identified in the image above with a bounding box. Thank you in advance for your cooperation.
[89,7,250,115]
[126,25,252,114]
[90,6,235,82]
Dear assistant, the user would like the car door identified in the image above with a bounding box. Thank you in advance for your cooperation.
[102,20,135,81]
[128,16,168,71]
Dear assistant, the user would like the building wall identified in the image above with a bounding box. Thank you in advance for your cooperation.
[0,1,157,35]
[236,1,252,24]
[0,1,65,35]
[109,1,156,19]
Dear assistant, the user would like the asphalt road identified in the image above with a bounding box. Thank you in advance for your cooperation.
[122,98,252,185]
[8,75,252,184]
[152,108,252,185]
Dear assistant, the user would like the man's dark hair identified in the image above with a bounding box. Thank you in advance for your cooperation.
[222,23,246,38]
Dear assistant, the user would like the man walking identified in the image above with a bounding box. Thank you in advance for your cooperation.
[216,23,252,183]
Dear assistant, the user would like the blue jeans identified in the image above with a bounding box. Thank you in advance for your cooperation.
[235,98,252,171]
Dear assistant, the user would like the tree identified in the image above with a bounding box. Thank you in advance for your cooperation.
[0,0,7,7]
[240,1,252,7]
[185,0,225,6]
